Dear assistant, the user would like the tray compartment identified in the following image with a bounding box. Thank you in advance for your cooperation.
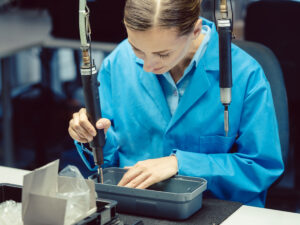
[90,167,207,220]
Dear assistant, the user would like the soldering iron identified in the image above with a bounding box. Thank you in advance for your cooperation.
[79,0,105,183]
[215,0,233,136]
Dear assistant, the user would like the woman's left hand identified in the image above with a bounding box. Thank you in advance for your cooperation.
[117,156,178,189]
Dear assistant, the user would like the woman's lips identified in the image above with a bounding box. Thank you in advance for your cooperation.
[153,66,164,73]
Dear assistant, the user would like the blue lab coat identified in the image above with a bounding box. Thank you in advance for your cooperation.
[76,18,284,207]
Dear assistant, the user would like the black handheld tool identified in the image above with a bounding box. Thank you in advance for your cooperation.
[218,18,232,136]
[215,0,233,136]
[79,0,105,183]
[81,61,105,184]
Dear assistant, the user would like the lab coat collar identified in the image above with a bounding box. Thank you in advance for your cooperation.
[135,57,143,65]
[137,71,172,123]
[167,60,211,129]
[137,63,211,131]
[201,18,220,72]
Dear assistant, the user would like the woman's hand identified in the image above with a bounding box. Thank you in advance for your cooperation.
[68,108,111,143]
[118,156,178,189]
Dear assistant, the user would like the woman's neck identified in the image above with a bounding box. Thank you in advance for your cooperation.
[170,33,205,83]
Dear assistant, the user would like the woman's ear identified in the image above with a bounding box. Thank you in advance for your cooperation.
[192,19,202,40]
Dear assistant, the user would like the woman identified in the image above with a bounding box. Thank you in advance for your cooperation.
[68,0,283,207]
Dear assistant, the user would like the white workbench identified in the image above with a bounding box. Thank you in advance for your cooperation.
[221,204,300,225]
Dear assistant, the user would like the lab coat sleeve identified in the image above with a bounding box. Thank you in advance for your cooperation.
[174,69,284,207]
[74,60,120,168]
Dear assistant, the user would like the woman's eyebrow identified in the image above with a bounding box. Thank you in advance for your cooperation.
[129,41,142,51]
[128,40,171,54]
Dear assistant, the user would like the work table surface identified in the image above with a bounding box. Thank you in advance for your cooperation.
[1,165,300,224]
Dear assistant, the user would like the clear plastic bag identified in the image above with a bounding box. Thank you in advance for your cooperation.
[0,200,23,225]
[56,165,91,225]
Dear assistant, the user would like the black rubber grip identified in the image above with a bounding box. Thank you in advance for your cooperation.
[81,69,105,165]
[219,26,232,88]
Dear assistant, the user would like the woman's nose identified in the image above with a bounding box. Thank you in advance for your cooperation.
[143,57,158,72]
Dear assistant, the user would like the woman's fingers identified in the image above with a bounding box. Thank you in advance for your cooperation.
[135,176,156,189]
[68,108,112,143]
[68,126,89,143]
[78,108,97,137]
[117,156,178,189]
[71,112,94,141]
[96,118,111,134]
[68,108,95,142]
[124,172,151,188]
[118,167,143,186]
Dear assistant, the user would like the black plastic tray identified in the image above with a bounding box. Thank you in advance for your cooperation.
[90,168,207,220]
[0,183,120,225]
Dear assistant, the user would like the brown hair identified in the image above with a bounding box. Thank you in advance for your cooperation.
[124,0,201,36]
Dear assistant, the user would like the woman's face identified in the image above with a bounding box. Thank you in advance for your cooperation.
[126,24,200,74]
